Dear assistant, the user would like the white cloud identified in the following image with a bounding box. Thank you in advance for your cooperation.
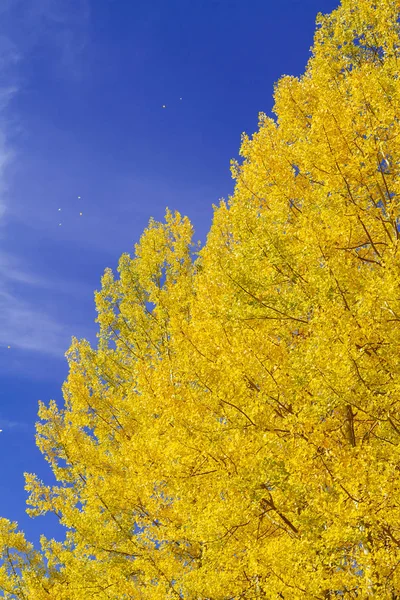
[0,251,92,295]
[0,0,91,214]
[0,0,91,213]
[0,292,71,356]
[0,252,95,356]
[0,253,43,286]
[0,0,90,80]
[0,418,30,433]
[0,127,14,219]
[0,0,93,359]
[0,86,17,218]
[0,87,18,111]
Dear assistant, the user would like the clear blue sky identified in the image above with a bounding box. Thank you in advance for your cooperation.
[0,0,338,546]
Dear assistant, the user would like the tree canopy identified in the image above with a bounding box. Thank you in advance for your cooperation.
[1,0,400,597]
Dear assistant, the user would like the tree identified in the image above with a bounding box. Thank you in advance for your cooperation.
[1,0,400,597]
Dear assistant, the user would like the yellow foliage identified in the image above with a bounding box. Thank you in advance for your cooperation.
[1,1,400,597]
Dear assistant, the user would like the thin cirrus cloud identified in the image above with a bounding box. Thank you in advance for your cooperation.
[0,1,92,360]
[0,88,17,219]
[0,252,94,357]
[0,289,71,357]
[0,417,30,433]
[0,0,90,80]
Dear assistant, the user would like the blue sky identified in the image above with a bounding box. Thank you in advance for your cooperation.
[0,0,338,545]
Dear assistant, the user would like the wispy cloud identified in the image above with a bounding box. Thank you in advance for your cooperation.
[0,418,30,434]
[0,251,94,296]
[0,291,72,356]
[0,252,95,356]
[0,252,44,286]
[0,86,17,218]
[0,0,90,80]
[0,0,91,212]
[0,0,92,360]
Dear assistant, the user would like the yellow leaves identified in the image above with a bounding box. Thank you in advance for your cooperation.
[0,519,32,556]
[131,209,194,304]
[1,0,400,597]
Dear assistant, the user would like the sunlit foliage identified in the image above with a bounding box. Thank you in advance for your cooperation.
[1,0,400,597]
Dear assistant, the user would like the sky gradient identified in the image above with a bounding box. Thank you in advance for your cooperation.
[0,0,338,545]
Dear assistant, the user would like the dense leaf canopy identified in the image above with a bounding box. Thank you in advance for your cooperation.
[1,0,400,597]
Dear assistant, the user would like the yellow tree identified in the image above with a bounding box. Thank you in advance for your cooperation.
[1,0,400,597]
